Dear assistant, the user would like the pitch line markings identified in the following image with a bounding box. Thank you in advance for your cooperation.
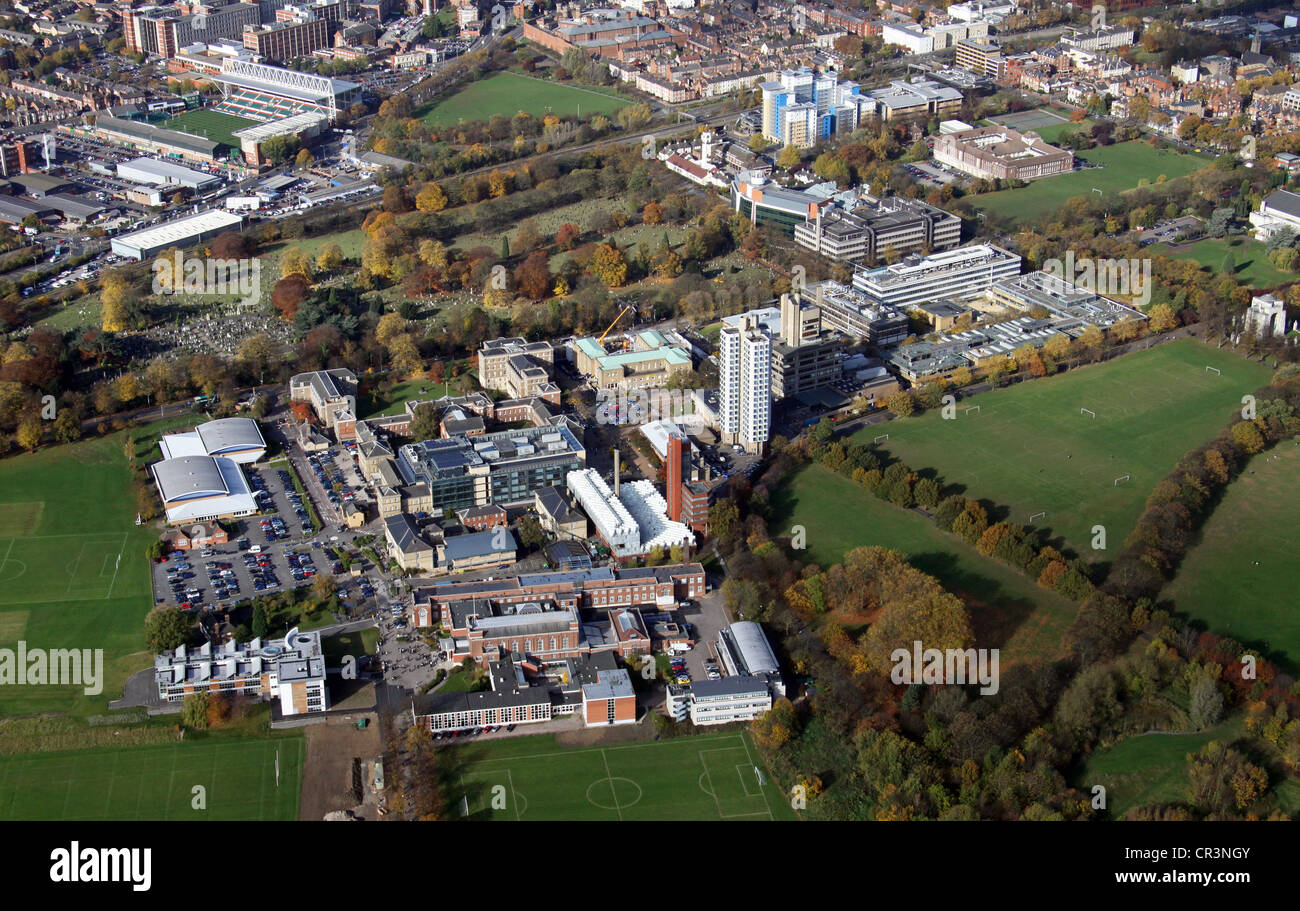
[739,734,776,821]
[103,532,128,601]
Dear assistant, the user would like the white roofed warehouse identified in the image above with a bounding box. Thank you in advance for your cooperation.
[159,418,266,464]
[150,455,258,525]
[110,209,245,261]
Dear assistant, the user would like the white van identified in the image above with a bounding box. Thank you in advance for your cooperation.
[249,544,262,554]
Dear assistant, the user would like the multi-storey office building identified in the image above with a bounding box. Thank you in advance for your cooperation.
[794,196,963,264]
[718,314,771,455]
[395,424,586,514]
[852,243,1022,309]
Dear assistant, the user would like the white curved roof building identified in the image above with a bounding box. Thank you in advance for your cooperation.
[151,455,257,525]
[159,417,266,464]
[717,621,785,696]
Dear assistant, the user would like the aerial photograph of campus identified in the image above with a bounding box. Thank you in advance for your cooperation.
[0,0,1297,875]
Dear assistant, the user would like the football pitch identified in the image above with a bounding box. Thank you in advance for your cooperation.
[969,141,1211,225]
[450,732,795,821]
[0,737,304,821]
[418,72,630,128]
[164,109,258,148]
[852,340,1274,559]
[0,420,187,715]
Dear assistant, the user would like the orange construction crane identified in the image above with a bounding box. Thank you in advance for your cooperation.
[597,305,635,348]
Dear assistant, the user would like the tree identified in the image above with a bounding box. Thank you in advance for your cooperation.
[1148,303,1178,333]
[251,603,268,639]
[951,501,989,544]
[1230,420,1265,454]
[409,402,440,441]
[555,223,581,250]
[777,144,802,171]
[181,692,209,730]
[514,251,552,300]
[914,477,941,508]
[1190,675,1225,729]
[145,607,195,653]
[52,409,80,444]
[708,498,740,544]
[415,182,448,212]
[15,416,41,452]
[1186,741,1268,815]
[518,515,548,549]
[295,148,315,169]
[316,243,344,273]
[589,243,628,287]
[99,271,133,332]
[748,134,770,154]
[616,102,652,130]
[280,247,314,281]
[887,391,915,416]
[642,201,664,225]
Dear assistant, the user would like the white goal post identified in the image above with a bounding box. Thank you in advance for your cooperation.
[1205,365,1221,375]
[874,434,890,444]
[965,405,981,415]
[1080,408,1096,418]
[1029,511,1046,523]
[1114,474,1131,485]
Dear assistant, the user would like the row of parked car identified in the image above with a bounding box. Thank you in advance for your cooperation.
[305,450,356,517]
[164,557,201,608]
[242,550,281,593]
[279,469,314,532]
[287,550,317,584]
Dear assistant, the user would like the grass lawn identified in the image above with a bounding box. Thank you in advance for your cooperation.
[263,228,368,264]
[1074,716,1243,819]
[0,735,303,820]
[164,109,259,149]
[0,417,196,716]
[321,627,378,664]
[850,340,1273,560]
[1162,442,1300,673]
[771,463,1078,663]
[436,667,485,694]
[447,731,796,820]
[1032,119,1092,143]
[36,297,102,332]
[418,72,630,128]
[1150,236,1295,290]
[360,374,478,418]
[969,142,1210,225]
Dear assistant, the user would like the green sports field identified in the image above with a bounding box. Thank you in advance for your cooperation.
[771,463,1077,663]
[165,109,258,149]
[851,340,1274,560]
[1163,442,1300,672]
[969,142,1211,225]
[1150,236,1295,291]
[0,419,191,715]
[0,737,303,821]
[418,72,630,128]
[450,731,796,821]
